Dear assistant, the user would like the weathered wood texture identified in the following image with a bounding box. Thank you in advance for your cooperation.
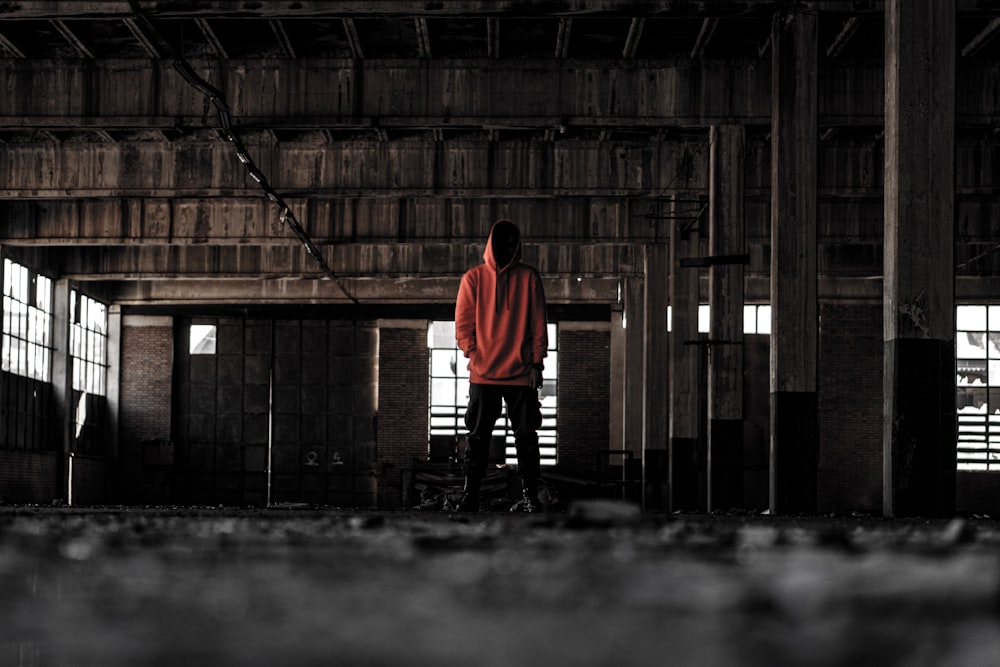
[0,197,685,244]
[0,58,996,128]
[0,139,708,196]
[0,1,911,20]
[0,60,770,126]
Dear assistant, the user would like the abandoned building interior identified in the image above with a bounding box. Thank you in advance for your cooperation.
[0,0,998,519]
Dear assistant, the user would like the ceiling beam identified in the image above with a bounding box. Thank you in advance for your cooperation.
[52,243,646,280]
[690,17,719,58]
[555,18,572,58]
[0,29,26,57]
[487,17,499,58]
[826,16,860,58]
[0,59,787,128]
[414,17,431,58]
[50,19,95,58]
[342,19,363,59]
[122,16,165,58]
[0,2,896,20]
[269,19,296,58]
[622,18,645,58]
[103,275,624,307]
[962,17,1000,57]
[195,18,227,58]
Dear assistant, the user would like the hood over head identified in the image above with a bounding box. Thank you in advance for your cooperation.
[484,219,522,313]
[484,219,521,271]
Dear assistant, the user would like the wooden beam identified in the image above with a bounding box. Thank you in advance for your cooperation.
[962,16,1000,57]
[622,17,645,58]
[0,197,671,245]
[0,28,26,58]
[121,16,165,58]
[269,19,296,58]
[0,1,894,20]
[487,17,499,58]
[50,19,95,58]
[826,16,860,58]
[414,17,431,58]
[555,18,572,58]
[690,17,719,58]
[195,18,227,58]
[343,18,363,59]
[0,139,709,198]
[0,59,782,127]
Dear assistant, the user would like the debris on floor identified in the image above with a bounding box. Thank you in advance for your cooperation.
[0,507,998,666]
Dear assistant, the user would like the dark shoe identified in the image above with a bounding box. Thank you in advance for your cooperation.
[455,493,480,512]
[509,495,538,513]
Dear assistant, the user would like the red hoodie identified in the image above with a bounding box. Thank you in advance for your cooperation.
[455,219,548,386]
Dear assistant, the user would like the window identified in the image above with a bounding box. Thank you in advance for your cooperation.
[189,324,217,355]
[666,304,771,334]
[2,258,53,381]
[70,291,108,396]
[428,321,558,466]
[956,305,1000,471]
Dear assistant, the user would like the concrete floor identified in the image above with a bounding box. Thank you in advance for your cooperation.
[1,503,998,667]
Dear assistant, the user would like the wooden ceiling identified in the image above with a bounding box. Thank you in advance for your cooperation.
[1,2,998,309]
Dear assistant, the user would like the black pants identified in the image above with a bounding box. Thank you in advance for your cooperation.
[464,383,541,482]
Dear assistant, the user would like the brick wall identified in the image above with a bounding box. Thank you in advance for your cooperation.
[818,301,883,513]
[120,317,174,448]
[0,450,58,503]
[376,322,429,508]
[70,455,112,505]
[556,323,611,478]
[117,316,173,502]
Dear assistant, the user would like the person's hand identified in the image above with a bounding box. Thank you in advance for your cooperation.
[529,368,543,390]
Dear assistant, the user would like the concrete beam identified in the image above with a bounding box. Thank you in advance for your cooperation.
[51,242,647,280]
[103,275,622,306]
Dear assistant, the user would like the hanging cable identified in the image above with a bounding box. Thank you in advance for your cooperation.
[129,2,358,303]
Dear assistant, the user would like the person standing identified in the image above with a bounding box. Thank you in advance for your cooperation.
[455,219,548,512]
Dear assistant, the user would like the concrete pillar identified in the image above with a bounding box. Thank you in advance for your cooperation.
[669,205,700,511]
[769,10,818,515]
[707,125,746,512]
[106,305,122,458]
[609,306,625,451]
[642,244,670,511]
[883,0,956,518]
[51,280,74,503]
[622,277,645,468]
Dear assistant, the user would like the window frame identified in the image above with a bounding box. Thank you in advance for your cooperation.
[70,290,109,396]
[2,258,54,383]
[428,320,558,466]
[956,304,1000,472]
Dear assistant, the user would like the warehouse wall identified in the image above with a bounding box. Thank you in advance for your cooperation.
[116,315,174,503]
[818,302,884,514]
[58,307,1000,512]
